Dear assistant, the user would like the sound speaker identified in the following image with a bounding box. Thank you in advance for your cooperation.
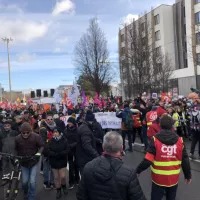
[43,91,48,97]
[50,89,55,97]
[36,89,41,97]
[31,91,35,98]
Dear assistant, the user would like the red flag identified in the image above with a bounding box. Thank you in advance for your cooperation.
[63,93,67,104]
[101,97,106,107]
[161,93,171,103]
[66,97,73,110]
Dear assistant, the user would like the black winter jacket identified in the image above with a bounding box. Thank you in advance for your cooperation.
[76,122,99,168]
[12,122,23,133]
[64,125,78,155]
[48,136,69,169]
[136,130,191,179]
[54,118,65,133]
[77,155,146,200]
[92,120,104,155]
[39,121,56,157]
[0,129,18,154]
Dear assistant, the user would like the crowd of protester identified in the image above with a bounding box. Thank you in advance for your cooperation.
[0,94,197,200]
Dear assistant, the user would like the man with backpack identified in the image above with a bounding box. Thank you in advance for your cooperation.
[116,104,134,152]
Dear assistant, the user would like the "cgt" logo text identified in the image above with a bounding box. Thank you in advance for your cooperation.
[161,144,177,156]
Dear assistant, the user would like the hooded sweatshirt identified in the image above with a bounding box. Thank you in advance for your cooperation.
[136,130,191,180]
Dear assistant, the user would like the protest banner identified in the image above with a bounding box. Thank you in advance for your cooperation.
[94,112,121,129]
[152,93,157,99]
[60,112,121,129]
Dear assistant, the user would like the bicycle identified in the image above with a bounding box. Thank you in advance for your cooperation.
[0,152,35,200]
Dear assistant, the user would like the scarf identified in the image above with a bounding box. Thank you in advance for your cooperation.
[45,121,56,130]
[53,133,63,141]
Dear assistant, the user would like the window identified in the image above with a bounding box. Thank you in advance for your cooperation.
[154,14,160,25]
[155,46,161,56]
[196,12,200,24]
[155,30,161,41]
[196,32,200,45]
[184,24,186,34]
[195,0,200,4]
[197,53,200,65]
[121,47,125,55]
[142,37,146,46]
[185,42,187,52]
[131,42,134,50]
[141,23,145,32]
[121,34,125,42]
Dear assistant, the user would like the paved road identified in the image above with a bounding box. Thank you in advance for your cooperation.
[0,139,200,200]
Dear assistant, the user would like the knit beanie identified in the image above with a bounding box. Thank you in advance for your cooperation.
[3,120,12,126]
[20,122,32,132]
[67,117,76,126]
[53,126,62,134]
[85,110,95,122]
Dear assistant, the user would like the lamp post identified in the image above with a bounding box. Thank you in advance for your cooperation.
[2,37,13,102]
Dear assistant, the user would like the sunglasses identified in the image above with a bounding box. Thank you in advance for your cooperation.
[22,132,30,135]
[47,119,53,121]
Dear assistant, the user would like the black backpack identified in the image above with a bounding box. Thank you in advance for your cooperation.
[124,111,134,130]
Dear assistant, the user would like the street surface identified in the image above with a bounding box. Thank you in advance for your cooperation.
[0,139,199,200]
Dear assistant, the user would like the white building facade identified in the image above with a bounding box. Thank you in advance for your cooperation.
[119,0,200,99]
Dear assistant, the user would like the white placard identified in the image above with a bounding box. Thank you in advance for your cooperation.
[60,112,121,129]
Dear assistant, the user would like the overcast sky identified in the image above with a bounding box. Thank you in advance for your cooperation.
[0,0,175,91]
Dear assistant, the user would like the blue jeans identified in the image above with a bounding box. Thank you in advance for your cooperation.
[21,163,39,200]
[43,157,54,184]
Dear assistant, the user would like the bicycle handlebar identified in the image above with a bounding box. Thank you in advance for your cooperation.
[0,152,35,160]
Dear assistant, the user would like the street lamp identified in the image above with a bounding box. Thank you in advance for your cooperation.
[2,37,13,102]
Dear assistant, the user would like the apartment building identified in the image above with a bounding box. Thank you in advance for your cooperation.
[119,0,200,99]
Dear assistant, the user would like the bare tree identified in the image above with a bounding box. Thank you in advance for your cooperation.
[121,15,152,97]
[74,18,112,94]
[120,14,174,97]
[151,51,174,93]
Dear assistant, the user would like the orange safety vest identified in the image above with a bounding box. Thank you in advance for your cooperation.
[146,111,158,127]
[132,113,142,128]
[151,137,183,187]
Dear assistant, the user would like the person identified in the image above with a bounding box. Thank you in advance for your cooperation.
[0,121,18,181]
[64,117,80,189]
[22,110,35,128]
[76,110,99,174]
[189,105,200,159]
[15,122,44,200]
[77,131,146,200]
[53,114,65,133]
[132,109,144,146]
[51,104,57,115]
[92,118,104,155]
[0,115,4,130]
[12,115,23,133]
[39,113,55,189]
[49,127,69,199]
[136,115,191,200]
[116,104,134,152]
[76,111,85,127]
